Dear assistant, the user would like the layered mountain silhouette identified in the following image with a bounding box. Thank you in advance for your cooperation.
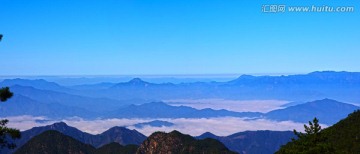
[197,131,295,154]
[134,120,174,128]
[1,94,358,125]
[101,71,360,102]
[265,99,360,125]
[107,101,262,118]
[14,130,238,154]
[14,130,138,154]
[0,94,97,118]
[0,122,146,154]
[7,85,128,113]
[3,71,360,102]
[2,122,301,154]
[0,78,70,92]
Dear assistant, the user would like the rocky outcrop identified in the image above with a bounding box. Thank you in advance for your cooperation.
[136,130,237,154]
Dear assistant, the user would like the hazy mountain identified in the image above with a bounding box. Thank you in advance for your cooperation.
[222,71,360,101]
[265,99,360,125]
[3,94,357,125]
[70,82,117,90]
[136,130,237,154]
[3,71,360,102]
[134,120,174,128]
[277,110,360,153]
[0,94,97,118]
[0,78,71,93]
[107,102,262,118]
[8,85,129,113]
[14,130,139,154]
[0,122,146,154]
[105,78,180,100]
[94,71,360,102]
[280,101,305,107]
[197,131,295,154]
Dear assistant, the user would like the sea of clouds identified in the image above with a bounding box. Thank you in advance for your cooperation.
[3,115,318,136]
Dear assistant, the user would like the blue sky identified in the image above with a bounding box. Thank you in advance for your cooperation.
[0,0,359,75]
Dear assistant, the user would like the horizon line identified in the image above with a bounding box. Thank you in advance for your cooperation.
[0,70,351,78]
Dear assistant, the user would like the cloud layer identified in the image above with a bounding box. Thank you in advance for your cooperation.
[2,115,320,136]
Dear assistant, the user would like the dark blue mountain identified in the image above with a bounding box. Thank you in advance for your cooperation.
[107,102,262,118]
[196,132,220,140]
[0,122,146,154]
[197,130,295,154]
[111,78,154,87]
[265,99,360,125]
[134,120,174,128]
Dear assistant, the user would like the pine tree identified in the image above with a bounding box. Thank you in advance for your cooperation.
[276,118,333,154]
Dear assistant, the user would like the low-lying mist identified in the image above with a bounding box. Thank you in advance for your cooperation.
[3,115,319,136]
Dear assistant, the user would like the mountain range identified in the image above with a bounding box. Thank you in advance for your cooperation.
[2,71,360,102]
[1,91,358,125]
[14,130,237,154]
[12,110,360,154]
[14,130,139,154]
[133,120,175,128]
[0,122,146,154]
[2,122,299,154]
[197,131,295,154]
[107,101,261,118]
[265,99,360,124]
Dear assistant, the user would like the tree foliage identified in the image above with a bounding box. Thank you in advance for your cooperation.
[0,87,21,149]
[0,87,13,102]
[0,119,21,149]
[276,118,333,154]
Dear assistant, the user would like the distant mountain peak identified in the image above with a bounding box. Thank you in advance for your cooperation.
[128,78,148,84]
[129,78,145,82]
[144,101,168,106]
[105,126,131,132]
[134,120,174,128]
[197,132,219,139]
[51,122,68,127]
[238,74,255,79]
[200,132,216,136]
[111,78,151,88]
[134,101,170,108]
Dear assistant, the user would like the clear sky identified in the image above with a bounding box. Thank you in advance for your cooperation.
[0,0,359,76]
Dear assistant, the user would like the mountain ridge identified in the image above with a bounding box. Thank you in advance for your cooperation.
[0,122,146,154]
